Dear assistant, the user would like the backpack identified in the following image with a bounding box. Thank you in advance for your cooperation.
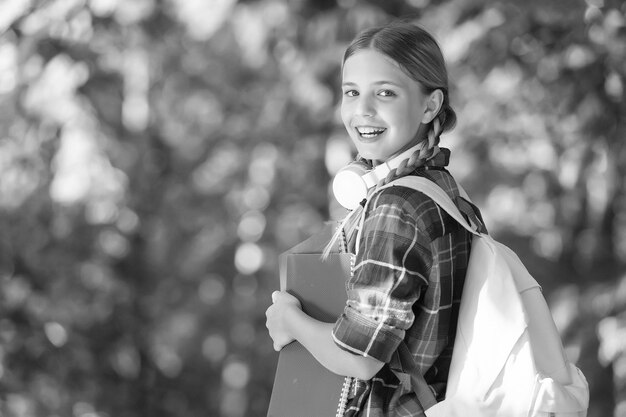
[372,176,589,417]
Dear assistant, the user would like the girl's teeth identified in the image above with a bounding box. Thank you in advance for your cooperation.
[357,127,386,137]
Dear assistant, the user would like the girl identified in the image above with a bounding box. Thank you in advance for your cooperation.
[266,21,485,416]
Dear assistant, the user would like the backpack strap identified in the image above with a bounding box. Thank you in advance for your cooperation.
[373,176,482,410]
[392,342,438,410]
[378,176,485,237]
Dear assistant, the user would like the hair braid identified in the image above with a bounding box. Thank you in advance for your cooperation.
[378,117,443,187]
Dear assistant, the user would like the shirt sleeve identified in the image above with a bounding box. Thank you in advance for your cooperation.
[332,187,443,363]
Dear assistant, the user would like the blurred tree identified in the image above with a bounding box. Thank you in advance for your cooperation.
[0,0,623,416]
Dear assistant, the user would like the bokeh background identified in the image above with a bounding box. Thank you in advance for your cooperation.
[0,0,625,416]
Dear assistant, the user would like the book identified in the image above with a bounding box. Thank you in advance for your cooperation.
[267,224,352,417]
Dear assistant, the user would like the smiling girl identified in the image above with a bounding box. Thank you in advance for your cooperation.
[266,21,485,416]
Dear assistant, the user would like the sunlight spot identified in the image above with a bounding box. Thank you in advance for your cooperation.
[604,9,625,35]
[123,49,149,132]
[0,41,17,93]
[85,200,119,224]
[291,73,333,114]
[6,394,35,417]
[89,0,118,16]
[0,0,33,33]
[558,149,583,189]
[325,134,353,176]
[123,94,149,132]
[526,137,557,170]
[565,45,595,69]
[203,334,227,364]
[234,243,264,275]
[80,262,114,292]
[153,345,183,378]
[442,8,504,63]
[615,400,626,417]
[113,0,154,25]
[597,316,626,365]
[220,389,247,417]
[182,225,227,275]
[73,401,104,417]
[242,186,270,211]
[548,285,581,336]
[407,0,429,7]
[532,230,562,260]
[168,0,236,40]
[484,185,527,232]
[237,211,266,242]
[192,144,242,194]
[97,230,129,258]
[50,125,128,207]
[248,143,278,186]
[44,322,68,347]
[222,359,250,389]
[23,54,89,123]
[584,5,603,24]
[110,344,140,379]
[231,3,269,67]
[587,150,610,221]
[605,71,623,101]
[483,64,522,98]
[116,208,139,233]
[537,56,560,82]
[4,276,32,309]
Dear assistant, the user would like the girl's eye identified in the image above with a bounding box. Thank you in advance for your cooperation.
[344,90,359,97]
[378,89,396,97]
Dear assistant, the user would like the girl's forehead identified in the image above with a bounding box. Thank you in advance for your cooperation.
[342,49,409,83]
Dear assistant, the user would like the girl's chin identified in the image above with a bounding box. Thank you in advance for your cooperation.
[354,149,388,163]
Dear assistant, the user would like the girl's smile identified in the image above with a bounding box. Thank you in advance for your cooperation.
[341,49,429,163]
[355,126,387,141]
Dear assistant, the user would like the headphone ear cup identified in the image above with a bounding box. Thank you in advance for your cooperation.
[332,162,371,210]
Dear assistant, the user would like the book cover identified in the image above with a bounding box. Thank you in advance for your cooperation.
[267,225,352,417]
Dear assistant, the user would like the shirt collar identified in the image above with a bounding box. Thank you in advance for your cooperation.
[424,147,450,169]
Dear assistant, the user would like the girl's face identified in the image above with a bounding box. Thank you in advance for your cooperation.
[341,49,428,163]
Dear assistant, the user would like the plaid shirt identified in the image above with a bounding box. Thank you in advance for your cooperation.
[332,149,482,416]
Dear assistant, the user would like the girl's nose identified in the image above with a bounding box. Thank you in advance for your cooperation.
[355,95,376,117]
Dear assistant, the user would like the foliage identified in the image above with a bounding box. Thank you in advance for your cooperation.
[0,0,624,416]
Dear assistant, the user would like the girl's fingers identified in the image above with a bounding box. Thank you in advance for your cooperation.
[271,291,301,309]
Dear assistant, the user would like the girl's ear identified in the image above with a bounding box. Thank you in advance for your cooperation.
[421,89,444,124]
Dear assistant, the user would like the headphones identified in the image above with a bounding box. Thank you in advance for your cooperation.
[332,142,430,210]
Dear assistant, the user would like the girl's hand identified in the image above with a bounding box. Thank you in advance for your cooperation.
[265,291,302,351]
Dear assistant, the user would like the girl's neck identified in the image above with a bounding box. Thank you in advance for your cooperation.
[372,141,428,168]
[372,126,429,167]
